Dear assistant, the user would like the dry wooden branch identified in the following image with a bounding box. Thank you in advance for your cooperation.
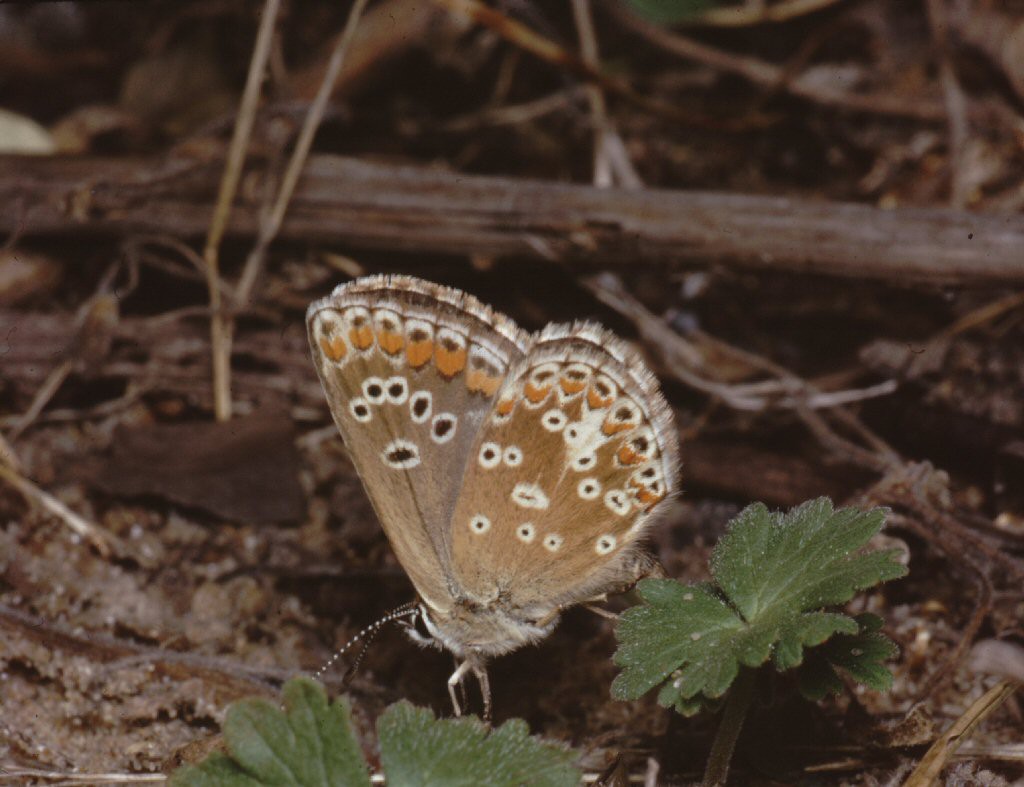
[2,154,1023,284]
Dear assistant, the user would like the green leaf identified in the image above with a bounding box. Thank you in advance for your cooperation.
[613,499,906,711]
[378,701,580,787]
[799,614,901,700]
[170,677,370,787]
[625,0,718,25]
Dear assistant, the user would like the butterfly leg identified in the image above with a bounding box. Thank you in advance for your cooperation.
[447,658,473,717]
[471,662,492,724]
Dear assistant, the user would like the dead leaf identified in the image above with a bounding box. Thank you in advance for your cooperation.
[85,407,305,524]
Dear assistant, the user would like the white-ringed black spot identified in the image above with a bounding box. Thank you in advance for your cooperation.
[362,377,386,405]
[503,446,523,467]
[409,391,432,423]
[596,535,617,555]
[577,478,601,500]
[382,439,420,469]
[479,442,501,469]
[613,401,640,423]
[571,453,596,471]
[431,413,457,444]
[385,376,408,404]
[469,514,491,535]
[604,489,631,516]
[511,482,549,510]
[516,523,536,543]
[349,398,372,423]
[543,534,563,552]
[541,409,567,432]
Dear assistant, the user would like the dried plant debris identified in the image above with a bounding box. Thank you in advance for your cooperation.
[84,407,305,524]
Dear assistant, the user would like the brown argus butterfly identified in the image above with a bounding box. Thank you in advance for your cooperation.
[307,275,680,718]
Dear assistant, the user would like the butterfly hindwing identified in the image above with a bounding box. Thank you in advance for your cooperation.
[449,323,680,617]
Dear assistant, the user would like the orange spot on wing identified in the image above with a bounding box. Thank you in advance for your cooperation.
[407,339,433,368]
[601,419,634,436]
[349,326,374,350]
[377,329,404,355]
[587,387,615,410]
[479,375,501,397]
[467,370,502,396]
[560,377,587,395]
[524,382,550,404]
[617,445,643,465]
[319,335,347,361]
[435,345,467,377]
[635,488,664,508]
[496,397,516,416]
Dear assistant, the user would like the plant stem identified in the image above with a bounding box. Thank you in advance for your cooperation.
[703,668,756,786]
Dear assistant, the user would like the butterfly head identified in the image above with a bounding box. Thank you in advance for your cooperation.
[405,597,559,659]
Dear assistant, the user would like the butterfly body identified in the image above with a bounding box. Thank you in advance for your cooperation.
[308,275,679,715]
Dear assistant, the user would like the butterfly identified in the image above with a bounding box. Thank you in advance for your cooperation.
[307,275,680,718]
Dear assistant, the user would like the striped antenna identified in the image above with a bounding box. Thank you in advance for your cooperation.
[314,602,420,683]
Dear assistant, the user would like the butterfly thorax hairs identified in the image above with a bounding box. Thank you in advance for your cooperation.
[308,275,680,718]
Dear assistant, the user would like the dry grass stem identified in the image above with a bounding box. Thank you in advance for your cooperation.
[203,0,283,421]
[0,464,113,557]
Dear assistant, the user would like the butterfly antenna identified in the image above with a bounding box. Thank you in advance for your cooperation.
[314,602,419,683]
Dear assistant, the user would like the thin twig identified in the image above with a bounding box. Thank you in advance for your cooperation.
[0,770,165,785]
[605,1,947,123]
[926,0,971,208]
[235,0,372,307]
[202,0,282,421]
[586,275,901,471]
[678,0,844,27]
[7,360,73,441]
[431,0,754,129]
[903,680,1019,786]
[572,0,613,188]
[0,464,113,557]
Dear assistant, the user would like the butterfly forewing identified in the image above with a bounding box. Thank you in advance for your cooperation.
[449,323,680,615]
[307,276,530,614]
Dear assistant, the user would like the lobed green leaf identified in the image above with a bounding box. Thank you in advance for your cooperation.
[378,702,580,787]
[798,614,900,700]
[613,499,906,713]
[170,677,369,787]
